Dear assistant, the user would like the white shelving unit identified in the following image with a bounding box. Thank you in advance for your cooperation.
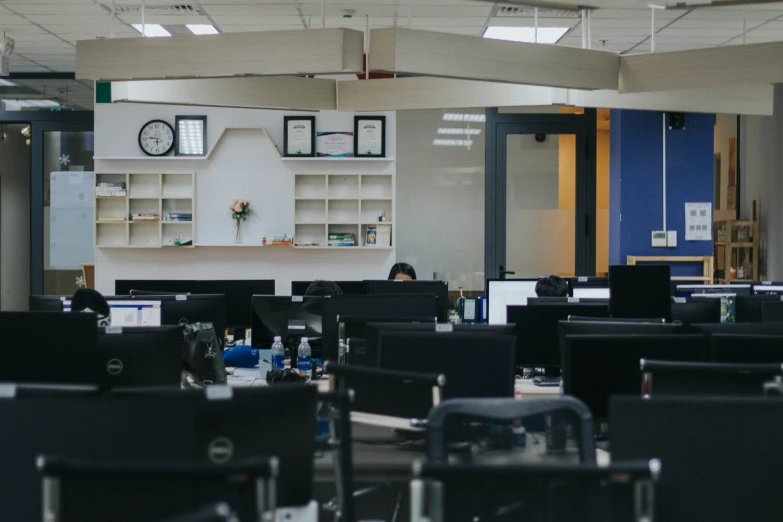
[95,172,195,248]
[293,173,394,249]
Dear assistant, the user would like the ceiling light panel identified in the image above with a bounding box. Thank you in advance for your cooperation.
[132,24,172,38]
[186,25,219,35]
[483,27,570,44]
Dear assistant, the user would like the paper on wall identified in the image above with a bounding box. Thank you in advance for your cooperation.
[685,202,712,241]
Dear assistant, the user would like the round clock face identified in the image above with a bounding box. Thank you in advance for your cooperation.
[138,120,175,156]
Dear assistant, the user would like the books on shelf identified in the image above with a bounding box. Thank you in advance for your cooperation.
[263,234,293,246]
[163,213,193,222]
[96,182,126,197]
[365,225,391,247]
[328,233,355,247]
[130,213,160,222]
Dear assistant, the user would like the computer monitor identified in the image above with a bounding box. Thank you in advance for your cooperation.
[29,295,68,311]
[640,360,782,397]
[609,265,671,321]
[250,296,323,350]
[321,294,438,362]
[114,280,274,329]
[671,298,721,325]
[734,294,782,323]
[291,280,367,296]
[64,298,162,327]
[339,316,438,367]
[157,294,227,339]
[572,287,611,299]
[507,303,609,368]
[562,334,706,420]
[676,284,752,297]
[611,396,783,522]
[761,301,783,323]
[363,323,515,368]
[753,283,783,295]
[379,331,515,399]
[710,333,783,363]
[0,312,99,385]
[486,279,539,325]
[96,326,183,388]
[365,280,450,322]
[568,276,609,295]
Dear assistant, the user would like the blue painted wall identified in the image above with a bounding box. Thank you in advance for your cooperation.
[609,110,714,277]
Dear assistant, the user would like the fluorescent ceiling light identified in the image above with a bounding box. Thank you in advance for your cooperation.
[132,24,171,38]
[0,79,15,86]
[3,99,60,108]
[483,26,569,44]
[437,128,482,136]
[433,139,474,147]
[186,24,219,35]
[443,113,486,123]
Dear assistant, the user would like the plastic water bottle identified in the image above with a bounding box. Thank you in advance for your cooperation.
[297,337,312,382]
[271,336,285,370]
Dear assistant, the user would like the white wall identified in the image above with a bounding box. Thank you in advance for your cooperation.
[740,84,783,280]
[94,104,396,295]
[0,125,31,310]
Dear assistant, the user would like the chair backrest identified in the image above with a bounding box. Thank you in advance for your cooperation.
[640,359,783,397]
[761,301,783,323]
[426,397,596,464]
[159,504,235,522]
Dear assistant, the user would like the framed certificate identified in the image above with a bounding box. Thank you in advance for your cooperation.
[284,116,316,157]
[354,116,386,158]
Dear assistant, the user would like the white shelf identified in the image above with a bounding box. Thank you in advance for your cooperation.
[293,246,393,250]
[282,157,394,162]
[94,156,205,161]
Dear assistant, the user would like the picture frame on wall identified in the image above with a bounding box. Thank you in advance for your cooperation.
[175,115,207,157]
[354,116,386,158]
[284,116,316,157]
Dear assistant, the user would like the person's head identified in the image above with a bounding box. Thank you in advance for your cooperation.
[71,288,111,326]
[388,262,417,281]
[305,280,343,297]
[535,275,569,297]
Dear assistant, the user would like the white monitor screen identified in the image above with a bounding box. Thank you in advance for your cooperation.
[755,285,783,295]
[488,280,538,325]
[63,299,161,327]
[572,287,610,299]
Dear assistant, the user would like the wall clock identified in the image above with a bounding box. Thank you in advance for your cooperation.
[138,119,175,156]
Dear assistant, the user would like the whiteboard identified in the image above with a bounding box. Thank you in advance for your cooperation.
[50,171,95,269]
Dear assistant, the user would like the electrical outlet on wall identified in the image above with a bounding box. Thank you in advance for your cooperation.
[667,230,677,247]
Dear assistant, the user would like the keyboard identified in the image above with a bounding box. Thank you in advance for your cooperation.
[533,376,561,387]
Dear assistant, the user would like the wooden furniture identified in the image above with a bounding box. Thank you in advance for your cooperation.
[81,263,95,289]
[626,256,713,284]
[714,220,759,283]
[95,172,195,248]
[293,173,394,249]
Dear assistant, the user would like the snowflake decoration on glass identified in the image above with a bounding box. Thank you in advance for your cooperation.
[59,154,71,166]
[75,275,86,288]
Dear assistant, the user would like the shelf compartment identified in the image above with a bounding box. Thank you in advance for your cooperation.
[162,173,193,198]
[294,223,327,247]
[295,199,326,224]
[162,198,193,219]
[96,223,127,247]
[327,224,359,247]
[96,198,127,221]
[129,198,161,221]
[361,175,393,199]
[328,175,360,199]
[328,199,359,224]
[128,174,161,199]
[129,222,160,247]
[360,199,393,223]
[361,223,393,248]
[162,222,193,247]
[295,174,327,199]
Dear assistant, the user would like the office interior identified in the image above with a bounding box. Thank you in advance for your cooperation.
[3,1,783,521]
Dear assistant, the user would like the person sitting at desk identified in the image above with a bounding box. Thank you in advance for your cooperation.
[305,280,343,297]
[71,288,112,326]
[535,275,569,298]
[388,262,417,281]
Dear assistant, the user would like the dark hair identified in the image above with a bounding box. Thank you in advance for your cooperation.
[71,288,111,317]
[535,275,569,297]
[388,262,417,280]
[305,280,343,297]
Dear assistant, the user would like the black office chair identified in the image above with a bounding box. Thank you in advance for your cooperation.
[160,504,236,522]
[640,359,783,397]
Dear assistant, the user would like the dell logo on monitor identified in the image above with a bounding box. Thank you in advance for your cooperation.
[106,359,124,375]
[208,437,234,464]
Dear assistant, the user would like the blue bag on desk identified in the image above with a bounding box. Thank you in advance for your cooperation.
[223,344,259,368]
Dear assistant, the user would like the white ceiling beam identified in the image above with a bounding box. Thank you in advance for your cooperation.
[619,41,783,94]
[76,28,364,81]
[112,77,336,111]
[368,28,619,91]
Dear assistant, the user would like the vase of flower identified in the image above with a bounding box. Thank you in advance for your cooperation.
[231,197,254,244]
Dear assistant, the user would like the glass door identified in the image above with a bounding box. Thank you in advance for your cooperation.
[486,109,596,280]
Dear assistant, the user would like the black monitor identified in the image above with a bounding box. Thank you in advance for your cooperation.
[379,330,515,399]
[157,294,226,340]
[250,296,324,351]
[486,278,539,325]
[508,303,609,368]
[562,334,706,420]
[291,280,367,296]
[364,323,514,368]
[609,265,671,321]
[734,294,781,323]
[0,312,99,385]
[365,280,449,322]
[676,283,752,298]
[753,282,783,295]
[114,280,275,330]
[96,326,183,388]
[611,396,783,522]
[339,315,438,367]
[567,276,610,300]
[558,321,685,359]
[761,301,783,323]
[710,333,783,363]
[640,359,781,396]
[321,294,438,362]
[672,298,721,325]
[29,295,68,311]
[527,297,609,306]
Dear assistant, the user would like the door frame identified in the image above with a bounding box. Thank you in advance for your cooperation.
[485,108,597,280]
